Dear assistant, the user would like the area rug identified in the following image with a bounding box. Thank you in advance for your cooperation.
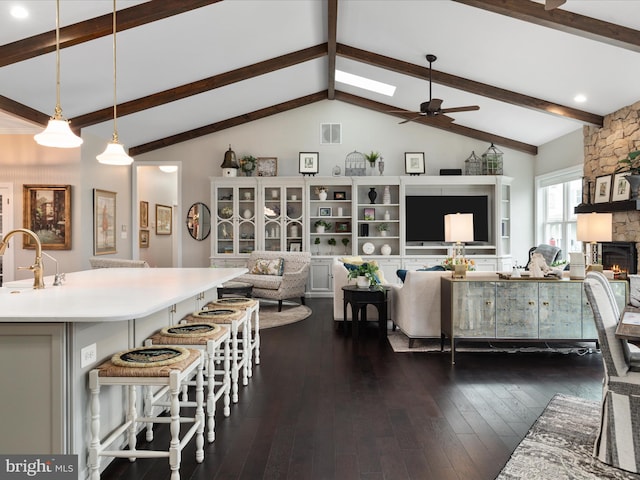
[496,394,639,479]
[257,301,311,329]
[387,330,595,355]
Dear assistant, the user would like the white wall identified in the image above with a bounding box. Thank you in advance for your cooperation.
[138,99,537,266]
[535,128,584,176]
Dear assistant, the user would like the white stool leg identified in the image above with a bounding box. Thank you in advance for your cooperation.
[252,306,260,365]
[244,313,253,379]
[169,371,181,480]
[230,321,239,403]
[242,316,249,386]
[89,370,101,480]
[223,335,231,416]
[144,385,154,441]
[195,356,205,462]
[127,385,137,462]
[205,342,216,443]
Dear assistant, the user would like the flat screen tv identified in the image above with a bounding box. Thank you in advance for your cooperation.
[405,195,489,243]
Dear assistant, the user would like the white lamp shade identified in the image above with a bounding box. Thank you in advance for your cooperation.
[576,213,612,242]
[444,213,474,243]
[34,118,83,148]
[96,141,133,165]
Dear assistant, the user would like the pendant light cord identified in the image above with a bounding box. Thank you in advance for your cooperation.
[111,0,119,142]
[54,0,62,118]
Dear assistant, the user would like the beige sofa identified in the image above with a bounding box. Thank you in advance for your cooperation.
[235,251,311,311]
[332,259,493,346]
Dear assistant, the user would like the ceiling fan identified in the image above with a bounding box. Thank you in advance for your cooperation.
[545,0,566,10]
[392,54,479,125]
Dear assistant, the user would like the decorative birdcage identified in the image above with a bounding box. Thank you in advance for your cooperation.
[345,150,366,176]
[464,151,483,175]
[482,143,503,175]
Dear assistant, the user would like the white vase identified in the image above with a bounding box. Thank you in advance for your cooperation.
[380,230,387,237]
[291,225,298,237]
[381,244,392,256]
[356,276,370,288]
[318,191,327,201]
[384,210,390,221]
[383,185,391,204]
[316,226,325,233]
[242,208,252,219]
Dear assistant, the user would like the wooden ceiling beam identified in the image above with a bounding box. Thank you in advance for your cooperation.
[452,0,640,53]
[337,44,602,127]
[73,44,327,129]
[327,0,338,100]
[130,91,328,157]
[334,91,538,155]
[0,95,49,127]
[0,0,222,68]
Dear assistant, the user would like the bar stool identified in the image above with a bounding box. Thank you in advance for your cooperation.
[207,297,260,370]
[145,322,231,443]
[88,345,204,480]
[182,307,249,403]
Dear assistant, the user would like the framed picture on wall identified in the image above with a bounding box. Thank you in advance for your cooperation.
[23,184,72,250]
[93,189,117,255]
[139,229,150,248]
[156,204,172,235]
[140,200,149,228]
[299,152,319,175]
[405,152,425,175]
[594,174,612,203]
[256,157,278,177]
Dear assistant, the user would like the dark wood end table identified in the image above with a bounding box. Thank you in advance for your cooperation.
[217,281,253,298]
[342,285,390,342]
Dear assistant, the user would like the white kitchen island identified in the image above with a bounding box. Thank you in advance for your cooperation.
[0,267,246,478]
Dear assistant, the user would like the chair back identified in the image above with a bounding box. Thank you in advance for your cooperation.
[584,271,629,377]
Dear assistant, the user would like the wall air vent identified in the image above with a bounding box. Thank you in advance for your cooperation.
[320,123,341,145]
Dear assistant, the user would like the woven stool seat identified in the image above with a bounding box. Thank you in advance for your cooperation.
[89,348,205,480]
[182,307,249,403]
[145,323,231,443]
[207,297,261,369]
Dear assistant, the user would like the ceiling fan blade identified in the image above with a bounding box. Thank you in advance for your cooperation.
[544,0,566,10]
[386,110,421,114]
[440,105,480,114]
[398,116,424,124]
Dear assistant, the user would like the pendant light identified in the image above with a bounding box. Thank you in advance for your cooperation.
[96,0,133,165]
[34,0,83,148]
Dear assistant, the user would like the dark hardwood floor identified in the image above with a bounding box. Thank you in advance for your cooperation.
[101,298,605,480]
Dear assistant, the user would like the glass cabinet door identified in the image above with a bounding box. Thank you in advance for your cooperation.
[285,186,304,252]
[214,184,256,255]
[263,186,282,252]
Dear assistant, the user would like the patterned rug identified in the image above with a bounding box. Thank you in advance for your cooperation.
[257,300,311,329]
[496,394,640,479]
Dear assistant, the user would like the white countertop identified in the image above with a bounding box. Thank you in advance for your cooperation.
[0,267,247,322]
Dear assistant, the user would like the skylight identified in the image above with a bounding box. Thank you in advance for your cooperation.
[335,70,396,97]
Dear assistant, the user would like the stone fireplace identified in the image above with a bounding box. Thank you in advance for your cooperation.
[600,241,638,274]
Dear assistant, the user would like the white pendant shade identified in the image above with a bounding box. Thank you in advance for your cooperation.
[34,117,83,148]
[96,140,133,165]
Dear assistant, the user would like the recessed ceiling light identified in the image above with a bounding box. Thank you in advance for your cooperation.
[10,5,29,19]
[335,70,396,97]
[574,94,587,103]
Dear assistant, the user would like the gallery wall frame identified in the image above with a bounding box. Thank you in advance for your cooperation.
[139,229,149,248]
[611,172,631,202]
[23,184,72,250]
[594,174,612,204]
[93,189,117,255]
[156,204,173,235]
[140,200,149,228]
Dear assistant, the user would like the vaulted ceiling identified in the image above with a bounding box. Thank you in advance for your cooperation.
[1,0,640,156]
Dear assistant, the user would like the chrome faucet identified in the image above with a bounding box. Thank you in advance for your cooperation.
[0,228,45,289]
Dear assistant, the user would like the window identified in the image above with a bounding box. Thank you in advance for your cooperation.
[535,166,583,260]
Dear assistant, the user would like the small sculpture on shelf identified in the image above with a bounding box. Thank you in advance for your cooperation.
[328,238,336,255]
[341,237,350,254]
[313,237,321,255]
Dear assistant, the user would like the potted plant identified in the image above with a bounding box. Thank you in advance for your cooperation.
[341,237,350,254]
[240,155,257,176]
[328,237,336,254]
[346,261,381,289]
[376,223,389,236]
[314,219,331,233]
[365,151,380,175]
[617,150,640,199]
[313,237,321,255]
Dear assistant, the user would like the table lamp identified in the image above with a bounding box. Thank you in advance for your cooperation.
[445,213,474,277]
[576,212,612,266]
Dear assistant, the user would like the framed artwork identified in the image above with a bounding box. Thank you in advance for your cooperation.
[156,204,173,235]
[140,200,149,228]
[22,184,72,250]
[256,157,278,177]
[139,229,150,248]
[93,189,117,255]
[336,221,351,232]
[333,191,346,200]
[299,152,319,175]
[611,172,631,201]
[594,174,612,203]
[364,208,375,221]
[319,207,332,217]
[289,242,302,252]
[405,152,425,175]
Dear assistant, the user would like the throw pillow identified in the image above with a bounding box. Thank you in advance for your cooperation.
[396,265,445,283]
[250,258,284,276]
[339,256,364,265]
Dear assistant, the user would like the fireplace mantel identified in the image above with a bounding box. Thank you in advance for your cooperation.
[575,199,640,213]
